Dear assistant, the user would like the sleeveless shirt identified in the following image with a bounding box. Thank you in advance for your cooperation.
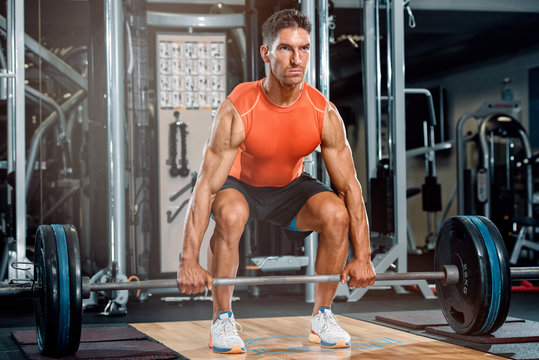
[227,79,327,187]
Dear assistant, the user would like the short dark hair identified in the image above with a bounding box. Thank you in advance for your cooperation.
[261,9,312,47]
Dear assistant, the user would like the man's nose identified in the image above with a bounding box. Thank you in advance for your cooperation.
[291,50,301,65]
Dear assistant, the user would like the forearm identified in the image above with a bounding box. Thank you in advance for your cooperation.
[341,182,371,260]
[181,184,215,262]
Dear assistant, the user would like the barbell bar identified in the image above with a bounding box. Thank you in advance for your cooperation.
[6,265,539,298]
[1,215,539,358]
[89,266,539,291]
[87,266,459,293]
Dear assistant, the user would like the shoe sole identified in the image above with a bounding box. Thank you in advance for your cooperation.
[209,344,246,354]
[308,332,350,349]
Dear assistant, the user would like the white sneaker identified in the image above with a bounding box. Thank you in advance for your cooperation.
[309,307,351,348]
[209,311,246,354]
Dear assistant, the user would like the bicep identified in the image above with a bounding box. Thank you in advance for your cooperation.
[321,103,359,194]
[196,100,244,195]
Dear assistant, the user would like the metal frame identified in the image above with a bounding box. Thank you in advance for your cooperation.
[356,0,432,302]
[84,1,130,315]
[477,117,533,219]
[456,101,523,215]
[146,0,245,5]
[363,0,378,185]
[105,0,127,278]
[396,0,539,12]
[147,12,244,29]
[0,16,88,92]
[6,0,26,280]
[335,0,539,12]
[83,0,129,315]
[456,102,534,265]
[391,0,408,280]
[25,90,86,195]
[301,0,318,304]
[2,2,87,282]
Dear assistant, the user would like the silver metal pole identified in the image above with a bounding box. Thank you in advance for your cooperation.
[301,0,317,303]
[363,0,378,182]
[519,129,534,219]
[6,0,26,279]
[456,113,474,214]
[318,0,330,97]
[317,0,331,186]
[391,0,407,272]
[105,0,127,276]
[386,0,393,162]
[511,267,539,280]
[303,0,316,87]
[11,265,539,299]
[88,269,457,292]
[478,120,492,218]
[0,265,463,298]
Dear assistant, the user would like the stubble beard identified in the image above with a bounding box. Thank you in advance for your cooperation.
[280,71,304,88]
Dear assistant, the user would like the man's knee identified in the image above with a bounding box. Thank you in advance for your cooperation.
[213,202,249,235]
[319,201,349,234]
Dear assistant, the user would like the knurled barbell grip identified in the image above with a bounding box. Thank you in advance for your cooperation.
[82,265,460,298]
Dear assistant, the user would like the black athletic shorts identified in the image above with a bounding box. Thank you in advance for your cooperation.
[219,172,333,234]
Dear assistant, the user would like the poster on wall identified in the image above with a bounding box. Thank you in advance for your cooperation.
[158,35,227,110]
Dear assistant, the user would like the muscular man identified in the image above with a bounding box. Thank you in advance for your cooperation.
[177,8,376,354]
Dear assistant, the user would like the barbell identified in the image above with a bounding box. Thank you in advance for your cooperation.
[0,215,538,357]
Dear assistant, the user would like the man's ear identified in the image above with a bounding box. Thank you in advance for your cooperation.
[260,45,270,63]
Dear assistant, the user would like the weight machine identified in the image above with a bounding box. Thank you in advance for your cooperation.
[0,1,89,283]
[456,100,538,263]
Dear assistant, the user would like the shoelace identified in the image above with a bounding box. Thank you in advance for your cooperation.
[217,317,243,338]
[319,312,343,334]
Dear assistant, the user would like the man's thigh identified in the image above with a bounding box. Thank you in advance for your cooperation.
[294,191,347,233]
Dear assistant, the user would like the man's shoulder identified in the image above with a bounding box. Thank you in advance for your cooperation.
[227,80,261,116]
[229,80,260,98]
[304,82,327,111]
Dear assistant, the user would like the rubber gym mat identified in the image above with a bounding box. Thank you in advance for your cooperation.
[375,310,524,330]
[425,320,539,344]
[11,326,181,359]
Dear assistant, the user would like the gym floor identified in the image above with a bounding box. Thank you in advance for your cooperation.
[1,253,539,359]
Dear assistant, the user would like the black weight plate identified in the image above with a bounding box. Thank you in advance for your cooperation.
[63,224,82,355]
[50,224,71,356]
[434,216,496,335]
[34,225,60,355]
[477,216,511,334]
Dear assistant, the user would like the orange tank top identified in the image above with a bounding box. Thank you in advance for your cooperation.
[227,80,327,187]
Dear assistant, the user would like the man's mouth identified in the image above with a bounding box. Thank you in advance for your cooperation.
[288,69,303,75]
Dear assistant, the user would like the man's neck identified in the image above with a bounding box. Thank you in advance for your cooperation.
[262,77,304,107]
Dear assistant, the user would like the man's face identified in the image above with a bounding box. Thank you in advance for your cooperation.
[261,27,310,87]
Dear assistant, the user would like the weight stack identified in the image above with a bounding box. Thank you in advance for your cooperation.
[422,175,442,212]
[370,172,394,234]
